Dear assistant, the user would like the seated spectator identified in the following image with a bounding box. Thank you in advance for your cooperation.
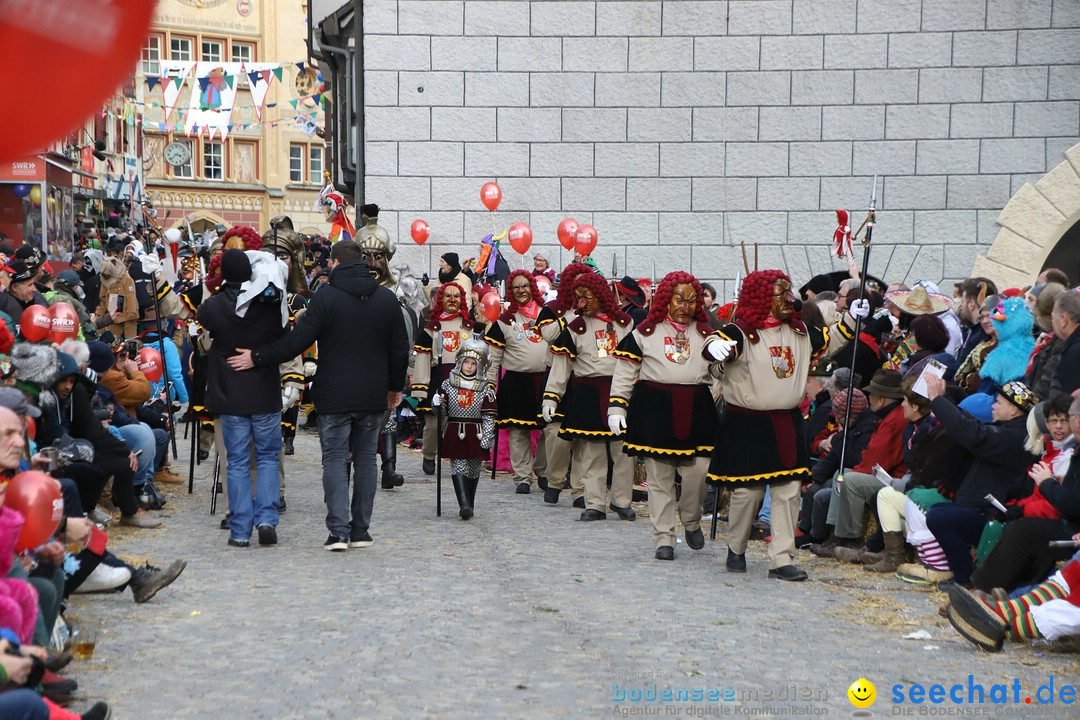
[1049,289,1080,396]
[970,393,1079,593]
[808,368,860,460]
[901,314,956,381]
[0,260,48,326]
[1025,283,1067,400]
[798,388,879,551]
[954,294,1000,394]
[920,377,1038,587]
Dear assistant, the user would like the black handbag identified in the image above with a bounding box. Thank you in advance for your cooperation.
[138,480,167,510]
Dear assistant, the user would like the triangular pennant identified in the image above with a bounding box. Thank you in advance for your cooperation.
[198,76,210,92]
[146,76,159,91]
[312,94,321,105]
[272,67,283,82]
[296,62,305,72]
[289,99,298,108]
[248,71,260,85]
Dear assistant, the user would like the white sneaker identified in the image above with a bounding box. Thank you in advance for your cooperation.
[74,563,133,593]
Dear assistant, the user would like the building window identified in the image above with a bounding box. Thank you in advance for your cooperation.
[142,36,162,75]
[201,39,224,63]
[309,146,324,185]
[231,42,255,65]
[204,141,224,181]
[170,36,193,62]
[289,144,304,183]
[171,140,194,179]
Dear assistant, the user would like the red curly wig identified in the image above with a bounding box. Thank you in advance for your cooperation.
[648,271,709,326]
[220,226,263,251]
[428,281,472,329]
[206,253,224,293]
[501,270,543,321]
[735,269,798,332]
[572,271,629,322]
[554,262,594,311]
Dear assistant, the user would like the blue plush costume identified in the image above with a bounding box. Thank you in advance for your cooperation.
[978,296,1035,393]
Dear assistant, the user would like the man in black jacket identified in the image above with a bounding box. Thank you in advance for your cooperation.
[1050,290,1080,396]
[924,376,1038,586]
[229,240,409,551]
[0,260,49,326]
[198,250,288,548]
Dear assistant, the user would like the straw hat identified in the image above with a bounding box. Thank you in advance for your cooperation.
[883,285,952,316]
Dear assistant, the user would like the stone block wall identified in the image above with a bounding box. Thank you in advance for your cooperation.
[359,0,1079,296]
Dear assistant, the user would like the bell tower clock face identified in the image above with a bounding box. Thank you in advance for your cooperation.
[164,142,192,168]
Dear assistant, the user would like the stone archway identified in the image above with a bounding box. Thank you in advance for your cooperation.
[167,211,232,238]
[972,143,1080,287]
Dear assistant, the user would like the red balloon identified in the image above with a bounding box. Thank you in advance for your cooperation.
[535,275,552,296]
[481,291,502,322]
[19,305,52,342]
[557,218,579,251]
[410,219,430,245]
[575,224,598,257]
[137,347,163,383]
[6,471,64,553]
[49,302,79,343]
[0,2,155,162]
[507,222,533,255]
[480,181,502,212]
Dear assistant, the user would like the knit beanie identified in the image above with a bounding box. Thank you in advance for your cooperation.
[221,249,252,284]
[87,341,114,374]
[10,342,59,395]
[833,388,867,424]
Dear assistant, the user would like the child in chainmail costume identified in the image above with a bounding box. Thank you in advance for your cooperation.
[433,339,496,519]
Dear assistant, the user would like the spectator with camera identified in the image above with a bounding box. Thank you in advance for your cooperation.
[198,249,289,547]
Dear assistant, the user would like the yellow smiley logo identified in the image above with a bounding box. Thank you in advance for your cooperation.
[848,678,876,708]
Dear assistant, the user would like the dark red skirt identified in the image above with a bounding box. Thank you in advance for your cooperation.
[707,404,810,485]
[496,370,544,428]
[442,420,485,460]
[624,382,718,458]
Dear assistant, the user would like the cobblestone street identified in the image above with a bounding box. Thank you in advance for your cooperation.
[66,428,1078,719]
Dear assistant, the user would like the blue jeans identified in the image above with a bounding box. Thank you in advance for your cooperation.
[221,412,282,541]
[758,487,771,523]
[116,423,156,486]
[317,411,381,539]
[0,689,49,720]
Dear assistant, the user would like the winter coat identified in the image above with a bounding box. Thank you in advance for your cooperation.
[0,288,48,327]
[1050,325,1080,397]
[251,259,409,416]
[197,283,287,417]
[1025,334,1064,400]
[95,259,139,339]
[1036,449,1080,531]
[138,330,188,404]
[99,366,152,417]
[46,282,96,341]
[905,417,975,496]
[0,506,39,644]
[929,396,1036,510]
[810,407,880,485]
[852,401,908,476]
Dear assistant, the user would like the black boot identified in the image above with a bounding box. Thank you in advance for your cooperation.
[465,476,479,518]
[283,436,294,456]
[452,475,473,520]
[380,431,405,489]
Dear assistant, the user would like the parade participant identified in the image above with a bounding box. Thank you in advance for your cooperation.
[542,272,635,521]
[609,271,721,559]
[438,252,473,307]
[536,262,593,506]
[484,270,548,494]
[704,269,827,580]
[412,281,474,476]
[356,205,421,488]
[178,239,224,462]
[432,339,496,519]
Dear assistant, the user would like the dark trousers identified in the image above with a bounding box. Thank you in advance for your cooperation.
[798,479,832,540]
[60,462,108,515]
[925,503,987,584]
[971,517,1079,592]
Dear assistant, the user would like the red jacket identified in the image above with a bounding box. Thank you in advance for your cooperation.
[854,403,908,477]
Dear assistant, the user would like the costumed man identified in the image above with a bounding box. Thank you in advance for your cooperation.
[319,180,356,244]
[178,237,225,462]
[412,282,473,476]
[609,271,721,560]
[541,272,636,521]
[261,217,311,459]
[355,204,421,489]
[536,262,594,507]
[431,339,497,519]
[703,269,828,581]
[484,270,549,494]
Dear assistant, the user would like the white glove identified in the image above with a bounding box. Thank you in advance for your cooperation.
[541,400,556,423]
[187,321,201,338]
[432,393,442,407]
[849,298,870,319]
[281,386,300,411]
[707,338,737,363]
[608,414,626,436]
[303,360,317,377]
[141,254,162,275]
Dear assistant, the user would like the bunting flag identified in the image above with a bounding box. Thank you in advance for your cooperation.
[185,62,242,140]
[245,62,280,120]
[161,61,195,121]
[272,67,283,82]
[146,75,159,92]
